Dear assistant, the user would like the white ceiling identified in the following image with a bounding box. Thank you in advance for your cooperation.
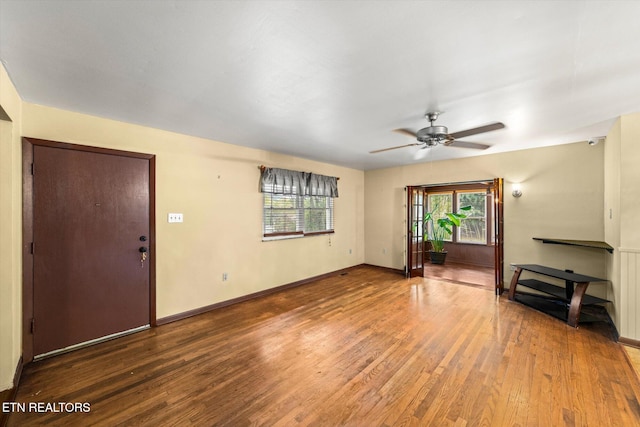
[1,1,639,170]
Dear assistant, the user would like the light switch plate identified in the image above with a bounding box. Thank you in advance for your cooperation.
[168,213,183,223]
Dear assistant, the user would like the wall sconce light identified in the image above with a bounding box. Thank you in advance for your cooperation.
[512,183,522,198]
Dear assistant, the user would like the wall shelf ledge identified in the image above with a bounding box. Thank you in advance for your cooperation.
[532,237,614,253]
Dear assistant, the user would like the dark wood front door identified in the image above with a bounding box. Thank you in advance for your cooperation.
[28,140,153,357]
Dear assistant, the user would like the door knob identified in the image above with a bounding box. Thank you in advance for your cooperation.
[139,247,148,253]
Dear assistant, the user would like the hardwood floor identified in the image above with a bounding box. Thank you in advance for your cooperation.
[624,345,640,380]
[423,262,495,291]
[7,265,640,426]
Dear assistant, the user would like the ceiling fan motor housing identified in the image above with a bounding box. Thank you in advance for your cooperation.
[417,125,449,145]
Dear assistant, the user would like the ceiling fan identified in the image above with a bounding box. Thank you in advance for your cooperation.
[370,112,505,153]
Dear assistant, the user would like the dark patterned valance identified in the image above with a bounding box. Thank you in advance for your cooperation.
[259,167,339,197]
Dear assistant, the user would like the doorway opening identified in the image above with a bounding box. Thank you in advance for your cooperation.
[406,178,504,294]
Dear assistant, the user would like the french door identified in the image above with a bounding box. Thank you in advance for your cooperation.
[493,177,504,294]
[406,186,427,277]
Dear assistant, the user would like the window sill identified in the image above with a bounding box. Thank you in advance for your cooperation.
[263,230,334,242]
[262,234,303,242]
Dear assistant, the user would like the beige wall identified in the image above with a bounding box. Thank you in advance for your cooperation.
[605,113,640,339]
[364,141,608,297]
[0,64,23,390]
[21,102,365,319]
[0,62,365,389]
[619,114,640,249]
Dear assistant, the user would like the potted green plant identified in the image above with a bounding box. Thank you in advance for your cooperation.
[424,205,471,264]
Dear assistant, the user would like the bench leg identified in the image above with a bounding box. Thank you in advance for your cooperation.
[567,282,589,327]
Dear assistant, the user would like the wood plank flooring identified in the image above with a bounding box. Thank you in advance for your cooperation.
[424,262,495,291]
[7,265,640,426]
[624,345,640,380]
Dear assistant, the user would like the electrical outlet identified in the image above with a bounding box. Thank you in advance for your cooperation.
[383,248,387,254]
[349,249,352,254]
[222,273,228,281]
[168,213,183,223]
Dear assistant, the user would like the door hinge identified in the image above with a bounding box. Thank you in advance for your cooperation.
[31,318,35,334]
[30,163,34,175]
[30,242,34,254]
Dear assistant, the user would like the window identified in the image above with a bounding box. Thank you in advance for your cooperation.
[456,191,487,244]
[424,185,493,246]
[427,192,453,242]
[263,193,334,238]
[260,167,337,239]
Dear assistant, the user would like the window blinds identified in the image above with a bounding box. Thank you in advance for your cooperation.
[260,167,338,238]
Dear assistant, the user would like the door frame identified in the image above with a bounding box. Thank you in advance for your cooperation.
[494,177,504,295]
[22,137,156,363]
[406,178,504,294]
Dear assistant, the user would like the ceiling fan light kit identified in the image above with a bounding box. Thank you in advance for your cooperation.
[371,111,505,154]
[416,112,449,146]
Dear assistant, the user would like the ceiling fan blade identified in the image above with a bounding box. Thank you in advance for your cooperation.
[370,143,420,154]
[448,122,505,140]
[393,128,418,138]
[446,140,491,150]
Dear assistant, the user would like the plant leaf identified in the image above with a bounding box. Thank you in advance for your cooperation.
[446,213,461,226]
